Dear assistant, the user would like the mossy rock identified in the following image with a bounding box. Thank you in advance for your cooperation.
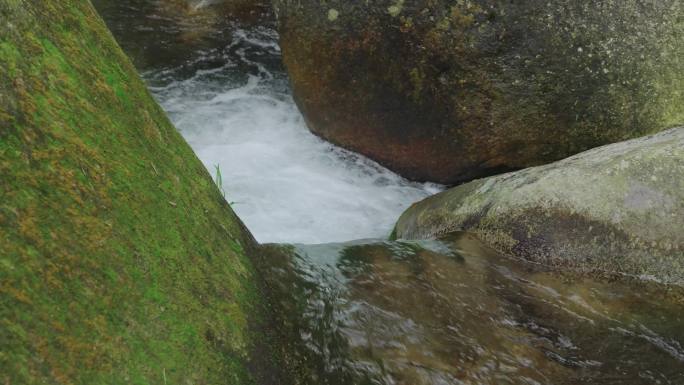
[0,1,282,383]
[274,0,684,183]
[395,127,684,284]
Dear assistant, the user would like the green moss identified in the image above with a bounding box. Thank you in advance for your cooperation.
[0,1,277,384]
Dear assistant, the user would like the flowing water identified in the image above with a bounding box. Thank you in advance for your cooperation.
[94,0,441,244]
[260,235,684,385]
[95,2,684,384]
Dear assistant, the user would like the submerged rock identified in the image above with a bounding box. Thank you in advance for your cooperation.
[274,0,684,183]
[258,236,684,384]
[170,0,271,24]
[186,0,269,17]
[92,0,272,69]
[0,1,282,383]
[395,127,684,284]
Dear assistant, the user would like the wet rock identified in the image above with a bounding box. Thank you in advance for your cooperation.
[395,127,684,284]
[274,0,684,183]
[93,0,273,69]
[184,0,271,21]
[0,1,282,383]
[258,236,684,384]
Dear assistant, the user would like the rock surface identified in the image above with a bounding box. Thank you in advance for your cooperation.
[274,0,684,183]
[395,127,684,284]
[0,1,281,383]
[92,0,272,69]
[258,237,684,384]
[187,0,269,17]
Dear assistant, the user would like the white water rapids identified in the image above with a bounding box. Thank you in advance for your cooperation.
[145,26,442,244]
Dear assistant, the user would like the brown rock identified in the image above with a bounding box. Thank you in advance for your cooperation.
[274,0,684,183]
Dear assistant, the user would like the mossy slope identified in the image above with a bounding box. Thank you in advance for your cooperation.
[0,1,273,383]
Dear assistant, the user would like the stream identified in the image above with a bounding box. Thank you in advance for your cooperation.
[94,0,441,244]
[94,2,684,384]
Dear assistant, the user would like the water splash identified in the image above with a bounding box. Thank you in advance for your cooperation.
[145,27,442,243]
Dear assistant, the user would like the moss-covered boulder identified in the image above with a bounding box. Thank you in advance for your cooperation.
[274,0,684,183]
[395,127,684,284]
[0,1,281,383]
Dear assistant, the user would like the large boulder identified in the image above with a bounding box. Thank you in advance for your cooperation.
[0,1,282,383]
[394,127,684,284]
[274,0,684,183]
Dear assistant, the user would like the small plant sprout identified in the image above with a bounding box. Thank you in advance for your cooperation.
[214,164,226,198]
[214,164,239,206]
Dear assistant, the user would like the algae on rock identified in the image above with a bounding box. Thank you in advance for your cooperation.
[0,1,280,383]
[395,127,684,285]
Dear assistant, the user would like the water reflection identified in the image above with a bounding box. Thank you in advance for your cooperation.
[259,234,684,384]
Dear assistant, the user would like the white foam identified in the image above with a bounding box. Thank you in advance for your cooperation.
[146,27,442,244]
